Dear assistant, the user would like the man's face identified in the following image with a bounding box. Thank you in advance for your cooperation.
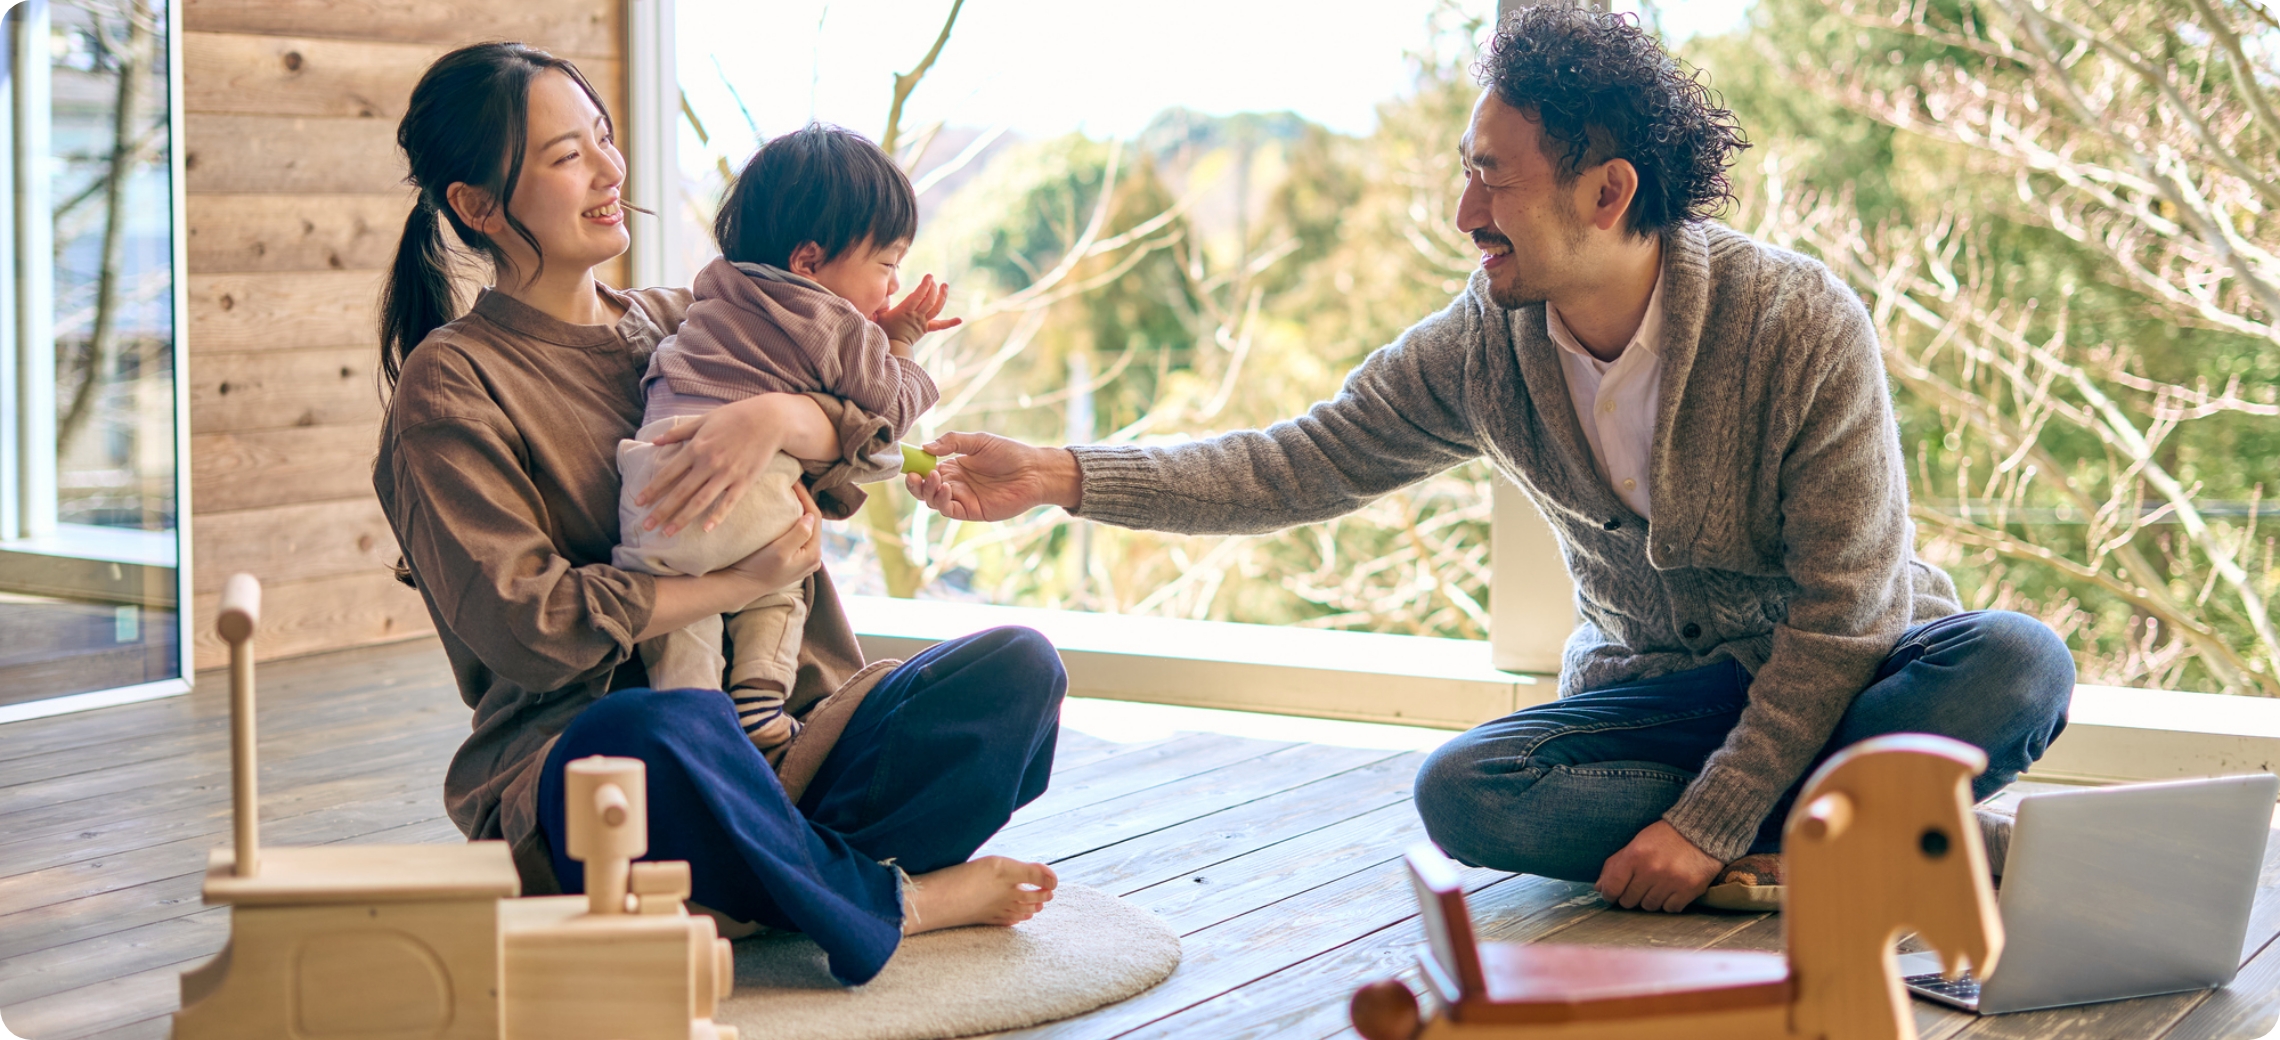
[1455,91,1594,310]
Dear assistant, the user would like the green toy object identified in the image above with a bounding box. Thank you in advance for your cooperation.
[900,443,939,476]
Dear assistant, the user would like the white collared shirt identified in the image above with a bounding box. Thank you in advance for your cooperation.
[1547,274,1664,520]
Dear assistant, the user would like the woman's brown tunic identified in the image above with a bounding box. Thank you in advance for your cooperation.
[373,285,890,891]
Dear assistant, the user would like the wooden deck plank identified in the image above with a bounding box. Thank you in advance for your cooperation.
[0,640,444,766]
[13,637,2280,1039]
[1123,802,1437,935]
[78,1017,168,1040]
[0,961,184,1040]
[1046,754,1420,899]
[1118,873,1603,1040]
[0,774,458,918]
[1003,734,1299,825]
[1003,865,1516,1039]
[0,722,461,877]
[988,744,1403,866]
[0,769,474,962]
[2161,931,2280,1040]
[8,741,1244,1014]
[1049,732,1181,776]
[0,904,230,1011]
[0,695,460,824]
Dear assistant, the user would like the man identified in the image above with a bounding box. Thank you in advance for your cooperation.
[904,3,2073,912]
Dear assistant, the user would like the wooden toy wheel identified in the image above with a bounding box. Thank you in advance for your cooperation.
[1351,978,1422,1040]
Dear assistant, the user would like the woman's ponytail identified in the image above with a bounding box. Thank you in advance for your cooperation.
[377,41,613,397]
[379,197,456,390]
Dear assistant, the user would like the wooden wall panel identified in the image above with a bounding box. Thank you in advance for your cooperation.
[189,270,379,352]
[191,347,383,434]
[185,114,402,194]
[190,570,435,668]
[185,83,626,194]
[185,32,440,119]
[185,32,625,123]
[189,193,414,273]
[185,0,620,59]
[183,0,630,666]
[191,498,402,595]
[190,424,381,514]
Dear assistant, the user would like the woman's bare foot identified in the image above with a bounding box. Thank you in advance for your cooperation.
[903,856,1057,934]
[689,901,762,939]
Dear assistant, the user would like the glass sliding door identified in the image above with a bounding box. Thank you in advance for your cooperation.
[0,0,189,718]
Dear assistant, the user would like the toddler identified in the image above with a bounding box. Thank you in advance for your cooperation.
[615,124,956,761]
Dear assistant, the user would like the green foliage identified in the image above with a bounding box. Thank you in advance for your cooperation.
[888,14,1499,636]
[872,0,2277,690]
[1689,0,2280,692]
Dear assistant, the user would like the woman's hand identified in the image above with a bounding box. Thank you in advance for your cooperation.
[637,394,833,536]
[722,484,825,593]
[635,485,825,642]
[904,432,1083,521]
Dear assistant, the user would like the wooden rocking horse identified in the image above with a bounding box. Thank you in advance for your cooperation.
[172,574,739,1040]
[1352,734,2004,1040]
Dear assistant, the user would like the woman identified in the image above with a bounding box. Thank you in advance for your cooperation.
[370,42,1064,986]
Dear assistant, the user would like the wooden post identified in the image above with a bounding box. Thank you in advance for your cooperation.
[218,573,262,878]
[564,756,648,916]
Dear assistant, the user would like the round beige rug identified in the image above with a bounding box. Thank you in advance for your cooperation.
[718,883,1181,1040]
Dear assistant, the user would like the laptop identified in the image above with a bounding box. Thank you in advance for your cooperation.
[1898,773,2278,1015]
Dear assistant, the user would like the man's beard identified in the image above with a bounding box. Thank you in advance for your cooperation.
[1475,210,1588,310]
[1479,236,1544,310]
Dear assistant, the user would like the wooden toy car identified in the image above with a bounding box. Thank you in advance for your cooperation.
[171,574,738,1040]
[1352,734,2004,1040]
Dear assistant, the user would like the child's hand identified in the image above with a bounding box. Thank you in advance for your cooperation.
[875,274,961,353]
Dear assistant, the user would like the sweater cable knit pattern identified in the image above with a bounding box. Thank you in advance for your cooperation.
[1068,222,1961,862]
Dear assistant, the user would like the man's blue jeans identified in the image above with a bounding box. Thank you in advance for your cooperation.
[1413,610,2074,880]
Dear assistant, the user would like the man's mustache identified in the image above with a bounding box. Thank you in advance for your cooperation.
[1471,231,1513,250]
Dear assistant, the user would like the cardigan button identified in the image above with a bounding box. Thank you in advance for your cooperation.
[1682,623,1703,639]
[1602,518,1622,531]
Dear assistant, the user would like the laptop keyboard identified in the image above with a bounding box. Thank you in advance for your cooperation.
[1905,970,1982,1004]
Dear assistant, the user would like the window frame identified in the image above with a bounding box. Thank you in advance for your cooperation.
[0,0,195,724]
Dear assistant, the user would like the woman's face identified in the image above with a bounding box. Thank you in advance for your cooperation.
[458,69,629,284]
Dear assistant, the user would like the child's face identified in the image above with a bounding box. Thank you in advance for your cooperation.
[799,237,910,321]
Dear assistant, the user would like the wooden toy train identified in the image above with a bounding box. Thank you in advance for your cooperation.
[1351,734,2005,1040]
[171,574,739,1040]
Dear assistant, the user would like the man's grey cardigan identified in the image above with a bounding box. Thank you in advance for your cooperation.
[1068,220,1962,863]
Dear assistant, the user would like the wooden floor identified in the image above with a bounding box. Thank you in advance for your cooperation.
[6,640,2280,1039]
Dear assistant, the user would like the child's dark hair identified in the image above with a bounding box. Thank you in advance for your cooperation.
[380,42,613,392]
[714,124,917,268]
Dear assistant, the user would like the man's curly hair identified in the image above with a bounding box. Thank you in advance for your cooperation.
[1475,3,1747,236]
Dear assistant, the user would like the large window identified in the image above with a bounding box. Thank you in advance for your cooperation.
[665,0,1523,638]
[657,2,1724,648]
[0,0,188,717]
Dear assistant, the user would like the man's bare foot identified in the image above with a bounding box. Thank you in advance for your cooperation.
[904,856,1057,934]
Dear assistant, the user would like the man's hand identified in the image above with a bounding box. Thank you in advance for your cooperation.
[904,432,1081,521]
[875,274,960,355]
[1595,820,1723,913]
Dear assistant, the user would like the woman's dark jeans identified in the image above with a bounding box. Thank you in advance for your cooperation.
[537,626,1065,985]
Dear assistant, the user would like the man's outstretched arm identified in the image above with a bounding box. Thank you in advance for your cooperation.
[907,293,1492,533]
[904,435,1084,521]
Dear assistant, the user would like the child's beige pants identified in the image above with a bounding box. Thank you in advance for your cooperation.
[614,417,809,757]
